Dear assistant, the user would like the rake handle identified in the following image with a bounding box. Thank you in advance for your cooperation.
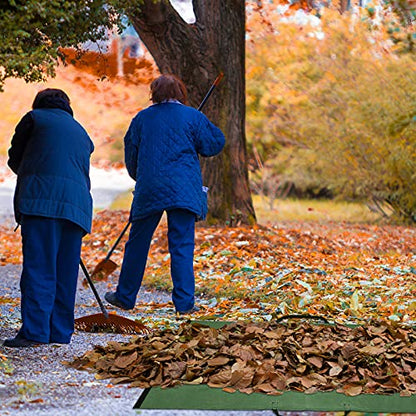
[104,221,131,261]
[80,259,109,319]
[197,72,224,112]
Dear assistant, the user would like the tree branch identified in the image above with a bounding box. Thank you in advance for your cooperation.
[128,0,212,97]
[192,0,205,26]
[133,0,192,36]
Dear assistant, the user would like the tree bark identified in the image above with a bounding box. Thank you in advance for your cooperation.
[128,0,256,225]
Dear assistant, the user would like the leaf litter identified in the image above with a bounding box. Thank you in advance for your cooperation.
[74,210,416,327]
[2,210,416,328]
[3,209,416,396]
[68,320,416,396]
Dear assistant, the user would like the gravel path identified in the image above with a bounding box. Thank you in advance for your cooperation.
[0,264,304,416]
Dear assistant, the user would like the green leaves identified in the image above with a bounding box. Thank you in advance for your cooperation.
[0,0,121,87]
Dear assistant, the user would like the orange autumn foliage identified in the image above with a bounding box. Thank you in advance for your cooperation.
[60,38,158,85]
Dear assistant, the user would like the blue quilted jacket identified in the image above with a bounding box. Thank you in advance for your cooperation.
[8,108,94,233]
[124,102,225,221]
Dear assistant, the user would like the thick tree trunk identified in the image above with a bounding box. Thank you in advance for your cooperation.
[128,0,256,225]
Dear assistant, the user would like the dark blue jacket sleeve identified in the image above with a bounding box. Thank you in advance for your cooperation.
[7,112,34,174]
[124,118,140,181]
[194,114,225,157]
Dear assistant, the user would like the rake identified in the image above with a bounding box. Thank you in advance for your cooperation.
[90,72,225,282]
[90,221,131,280]
[75,259,150,335]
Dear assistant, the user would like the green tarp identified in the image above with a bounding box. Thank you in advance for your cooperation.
[135,384,416,412]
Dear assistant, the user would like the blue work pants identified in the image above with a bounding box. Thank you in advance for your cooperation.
[18,215,83,343]
[116,209,196,312]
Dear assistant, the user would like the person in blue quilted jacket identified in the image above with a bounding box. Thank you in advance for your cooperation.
[3,88,94,348]
[105,74,225,315]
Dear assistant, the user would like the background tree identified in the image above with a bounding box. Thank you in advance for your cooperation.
[246,5,416,222]
[4,1,415,222]
[120,0,256,225]
[0,0,256,226]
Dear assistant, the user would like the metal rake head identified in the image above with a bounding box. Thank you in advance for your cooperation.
[75,313,150,335]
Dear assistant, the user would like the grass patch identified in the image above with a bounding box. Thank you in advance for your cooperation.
[110,191,133,210]
[110,192,382,224]
[253,195,382,224]
[145,269,171,292]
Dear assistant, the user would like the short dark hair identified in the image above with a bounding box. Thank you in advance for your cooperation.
[32,88,70,109]
[150,74,188,104]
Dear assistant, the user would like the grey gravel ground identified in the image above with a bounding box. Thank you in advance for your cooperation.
[0,264,315,416]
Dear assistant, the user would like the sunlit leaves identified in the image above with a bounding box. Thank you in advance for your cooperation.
[246,5,416,221]
[2,209,416,325]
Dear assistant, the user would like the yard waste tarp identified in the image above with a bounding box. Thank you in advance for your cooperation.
[135,384,416,412]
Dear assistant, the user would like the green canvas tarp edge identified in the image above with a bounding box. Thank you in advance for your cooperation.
[134,384,416,412]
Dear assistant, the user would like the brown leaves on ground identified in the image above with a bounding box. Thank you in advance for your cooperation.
[69,320,416,396]
[81,210,416,325]
[2,209,416,325]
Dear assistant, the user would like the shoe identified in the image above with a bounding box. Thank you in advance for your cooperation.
[176,305,200,315]
[104,291,133,310]
[3,336,43,348]
[49,339,70,344]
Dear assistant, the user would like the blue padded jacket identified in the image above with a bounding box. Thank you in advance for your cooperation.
[8,108,94,233]
[124,102,225,221]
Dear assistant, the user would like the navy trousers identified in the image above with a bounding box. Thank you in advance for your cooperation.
[116,209,196,312]
[18,215,83,343]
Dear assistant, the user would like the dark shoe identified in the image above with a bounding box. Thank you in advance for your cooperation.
[49,340,70,345]
[176,305,200,315]
[104,291,132,310]
[3,336,43,348]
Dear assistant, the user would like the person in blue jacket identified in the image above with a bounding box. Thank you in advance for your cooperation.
[105,74,225,314]
[3,88,94,348]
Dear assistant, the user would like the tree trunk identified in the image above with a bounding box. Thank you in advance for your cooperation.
[128,0,256,225]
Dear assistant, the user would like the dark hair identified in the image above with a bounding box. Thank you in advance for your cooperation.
[150,74,188,104]
[32,88,71,109]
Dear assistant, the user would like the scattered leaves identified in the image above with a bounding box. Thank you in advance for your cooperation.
[2,209,416,328]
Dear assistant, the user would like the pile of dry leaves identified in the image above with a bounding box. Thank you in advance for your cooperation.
[69,320,416,396]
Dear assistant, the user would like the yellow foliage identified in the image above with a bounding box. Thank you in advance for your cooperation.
[246,5,416,221]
